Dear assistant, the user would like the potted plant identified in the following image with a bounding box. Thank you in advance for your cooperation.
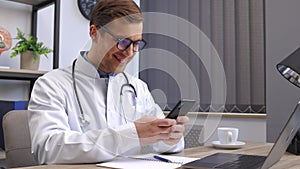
[10,28,52,70]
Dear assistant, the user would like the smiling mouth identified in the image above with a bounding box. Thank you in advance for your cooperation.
[114,54,127,64]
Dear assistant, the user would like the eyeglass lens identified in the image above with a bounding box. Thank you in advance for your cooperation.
[100,26,146,52]
[117,39,146,52]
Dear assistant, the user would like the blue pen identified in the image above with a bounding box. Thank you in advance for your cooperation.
[153,155,172,163]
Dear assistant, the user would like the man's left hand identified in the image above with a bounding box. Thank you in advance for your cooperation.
[162,116,189,145]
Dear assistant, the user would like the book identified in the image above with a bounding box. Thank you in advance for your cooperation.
[96,153,199,169]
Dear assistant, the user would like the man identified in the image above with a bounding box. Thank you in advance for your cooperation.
[28,0,189,164]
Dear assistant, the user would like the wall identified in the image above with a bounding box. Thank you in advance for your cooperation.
[188,114,266,144]
[266,0,300,142]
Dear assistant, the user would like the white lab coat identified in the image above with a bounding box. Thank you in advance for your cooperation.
[28,52,184,164]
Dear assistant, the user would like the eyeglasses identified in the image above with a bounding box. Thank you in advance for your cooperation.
[101,26,147,52]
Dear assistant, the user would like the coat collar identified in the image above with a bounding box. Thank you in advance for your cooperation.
[75,51,119,79]
[75,51,99,79]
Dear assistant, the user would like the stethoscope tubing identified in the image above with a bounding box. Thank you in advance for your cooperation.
[72,59,137,126]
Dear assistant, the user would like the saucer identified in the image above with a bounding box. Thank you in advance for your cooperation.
[212,141,245,149]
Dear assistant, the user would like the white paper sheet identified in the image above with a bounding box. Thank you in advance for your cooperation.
[96,153,199,169]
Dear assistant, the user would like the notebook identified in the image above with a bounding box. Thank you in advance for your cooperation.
[182,102,300,169]
[96,153,199,169]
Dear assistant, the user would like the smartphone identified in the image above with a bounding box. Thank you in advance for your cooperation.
[165,99,196,119]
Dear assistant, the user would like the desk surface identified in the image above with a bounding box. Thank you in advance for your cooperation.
[16,142,300,169]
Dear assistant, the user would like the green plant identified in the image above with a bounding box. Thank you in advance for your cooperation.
[10,28,53,63]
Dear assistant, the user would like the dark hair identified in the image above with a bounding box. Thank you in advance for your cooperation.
[90,0,143,28]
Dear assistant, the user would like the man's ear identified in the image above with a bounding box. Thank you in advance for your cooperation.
[89,25,98,40]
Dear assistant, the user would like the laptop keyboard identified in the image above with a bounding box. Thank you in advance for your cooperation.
[215,155,267,169]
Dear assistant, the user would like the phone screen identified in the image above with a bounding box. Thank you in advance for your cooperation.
[165,99,195,119]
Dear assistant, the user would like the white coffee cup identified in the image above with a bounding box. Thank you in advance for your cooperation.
[217,127,239,144]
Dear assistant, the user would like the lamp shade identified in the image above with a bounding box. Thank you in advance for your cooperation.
[277,47,300,88]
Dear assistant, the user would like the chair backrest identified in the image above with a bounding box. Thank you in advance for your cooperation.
[2,110,38,168]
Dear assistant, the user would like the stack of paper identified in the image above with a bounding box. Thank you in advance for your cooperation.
[96,153,199,169]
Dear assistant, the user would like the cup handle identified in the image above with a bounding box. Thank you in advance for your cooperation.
[227,131,233,143]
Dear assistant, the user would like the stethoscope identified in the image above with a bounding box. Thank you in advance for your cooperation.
[72,59,137,126]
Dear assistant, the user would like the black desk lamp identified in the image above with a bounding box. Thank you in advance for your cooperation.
[277,47,300,155]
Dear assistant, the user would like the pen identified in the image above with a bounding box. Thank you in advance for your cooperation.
[153,155,172,163]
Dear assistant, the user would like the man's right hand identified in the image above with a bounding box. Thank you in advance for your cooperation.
[134,116,177,146]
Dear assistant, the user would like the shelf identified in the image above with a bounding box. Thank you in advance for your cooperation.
[7,0,53,6]
[0,68,47,98]
[0,68,47,79]
[7,0,60,69]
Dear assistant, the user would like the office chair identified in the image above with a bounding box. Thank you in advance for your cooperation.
[2,110,38,168]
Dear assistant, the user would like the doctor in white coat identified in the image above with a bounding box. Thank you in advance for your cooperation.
[28,0,189,164]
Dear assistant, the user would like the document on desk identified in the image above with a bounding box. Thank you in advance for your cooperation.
[96,153,199,169]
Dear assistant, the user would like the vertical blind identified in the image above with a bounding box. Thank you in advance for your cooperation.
[139,0,265,113]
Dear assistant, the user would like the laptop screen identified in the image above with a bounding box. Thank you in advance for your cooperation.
[261,102,300,169]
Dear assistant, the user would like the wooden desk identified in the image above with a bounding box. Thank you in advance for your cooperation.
[0,68,47,97]
[14,142,300,169]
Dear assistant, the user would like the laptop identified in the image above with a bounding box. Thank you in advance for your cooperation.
[182,102,300,169]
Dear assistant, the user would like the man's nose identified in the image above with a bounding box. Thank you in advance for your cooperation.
[123,43,135,56]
